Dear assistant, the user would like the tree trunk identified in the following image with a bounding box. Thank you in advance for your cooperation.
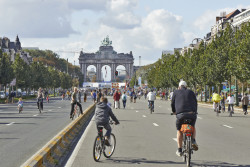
[54,87,55,97]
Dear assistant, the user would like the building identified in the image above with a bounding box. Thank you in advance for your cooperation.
[0,35,33,64]
[211,9,241,39]
[232,9,250,28]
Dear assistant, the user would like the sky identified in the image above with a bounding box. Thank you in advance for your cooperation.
[0,0,249,67]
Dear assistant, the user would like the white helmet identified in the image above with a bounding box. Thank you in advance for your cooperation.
[179,81,187,87]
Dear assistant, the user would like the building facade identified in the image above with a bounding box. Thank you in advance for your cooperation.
[79,36,134,82]
[0,35,32,64]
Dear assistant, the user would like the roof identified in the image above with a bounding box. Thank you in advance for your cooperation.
[226,9,241,19]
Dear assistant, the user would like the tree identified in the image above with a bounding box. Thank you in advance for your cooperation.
[0,53,14,96]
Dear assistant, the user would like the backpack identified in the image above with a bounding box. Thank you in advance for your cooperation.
[122,94,127,101]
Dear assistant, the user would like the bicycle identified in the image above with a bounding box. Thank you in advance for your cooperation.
[148,100,154,114]
[180,119,195,167]
[18,104,23,114]
[93,121,116,162]
[38,98,43,113]
[214,102,220,116]
[71,103,80,120]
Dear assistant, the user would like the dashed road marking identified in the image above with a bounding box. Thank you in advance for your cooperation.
[153,123,159,127]
[173,138,177,142]
[33,114,39,117]
[223,125,233,129]
[6,122,15,126]
[48,110,52,111]
[142,115,147,118]
[136,110,139,113]
[58,107,61,109]
[197,116,203,119]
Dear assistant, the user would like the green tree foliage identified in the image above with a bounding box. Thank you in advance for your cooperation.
[0,53,14,95]
[144,23,250,93]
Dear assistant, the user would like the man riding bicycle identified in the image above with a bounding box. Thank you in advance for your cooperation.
[171,81,198,157]
[95,97,119,146]
[70,87,83,119]
[147,89,156,112]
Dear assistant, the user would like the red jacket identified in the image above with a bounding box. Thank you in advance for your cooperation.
[113,92,120,101]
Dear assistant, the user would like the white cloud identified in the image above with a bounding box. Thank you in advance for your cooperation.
[0,0,109,38]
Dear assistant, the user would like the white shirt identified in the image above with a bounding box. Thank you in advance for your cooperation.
[227,96,234,104]
[147,92,156,101]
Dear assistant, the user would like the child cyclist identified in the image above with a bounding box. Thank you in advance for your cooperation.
[17,98,23,113]
[95,97,119,145]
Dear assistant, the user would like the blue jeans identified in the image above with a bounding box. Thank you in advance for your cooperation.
[148,100,154,109]
[96,123,111,137]
[122,100,126,108]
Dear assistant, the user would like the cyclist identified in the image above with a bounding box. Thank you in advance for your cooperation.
[37,88,44,110]
[171,81,198,157]
[70,87,83,119]
[95,97,120,145]
[212,92,221,113]
[147,89,156,112]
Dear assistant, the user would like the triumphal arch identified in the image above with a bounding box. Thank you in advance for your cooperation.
[79,36,134,82]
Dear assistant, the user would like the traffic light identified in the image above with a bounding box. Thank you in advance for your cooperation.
[115,71,118,76]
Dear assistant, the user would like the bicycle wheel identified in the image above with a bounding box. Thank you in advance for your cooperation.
[93,136,102,161]
[103,133,116,158]
[182,135,187,162]
[39,102,42,113]
[187,136,191,167]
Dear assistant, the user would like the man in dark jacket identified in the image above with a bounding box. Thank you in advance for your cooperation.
[171,81,198,157]
[95,97,119,145]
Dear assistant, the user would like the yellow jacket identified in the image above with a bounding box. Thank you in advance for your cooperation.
[212,93,222,103]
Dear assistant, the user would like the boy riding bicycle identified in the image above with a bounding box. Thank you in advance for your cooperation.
[95,97,119,145]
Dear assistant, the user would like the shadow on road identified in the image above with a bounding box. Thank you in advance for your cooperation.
[103,157,183,165]
[192,160,250,167]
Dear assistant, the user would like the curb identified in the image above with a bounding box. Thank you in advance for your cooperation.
[21,103,96,167]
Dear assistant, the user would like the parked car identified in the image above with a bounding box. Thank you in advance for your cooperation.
[0,91,6,98]
[22,92,27,96]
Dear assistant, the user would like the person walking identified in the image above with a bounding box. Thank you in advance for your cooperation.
[83,90,87,102]
[113,90,120,109]
[242,93,249,115]
[121,91,127,109]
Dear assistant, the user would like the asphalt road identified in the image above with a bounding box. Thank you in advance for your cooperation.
[66,97,250,167]
[0,97,93,167]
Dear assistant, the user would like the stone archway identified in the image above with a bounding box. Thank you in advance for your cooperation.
[79,36,134,82]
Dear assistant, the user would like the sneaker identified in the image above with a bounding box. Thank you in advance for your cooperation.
[176,150,183,157]
[104,139,111,146]
[192,140,199,151]
[70,115,73,119]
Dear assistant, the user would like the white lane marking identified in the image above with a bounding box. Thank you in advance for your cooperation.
[136,110,139,113]
[58,107,61,108]
[65,117,94,167]
[153,123,159,127]
[6,122,15,126]
[197,116,203,119]
[159,106,161,108]
[33,114,39,117]
[223,125,233,129]
[173,138,178,142]
[48,110,52,111]
[142,115,147,118]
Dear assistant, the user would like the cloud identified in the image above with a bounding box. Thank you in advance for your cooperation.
[0,0,108,38]
[100,0,141,29]
[60,9,185,65]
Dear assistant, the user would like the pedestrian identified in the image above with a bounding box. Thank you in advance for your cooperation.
[121,91,127,109]
[17,97,23,113]
[241,93,249,115]
[220,92,226,112]
[113,90,120,109]
[93,90,97,103]
[84,90,87,102]
[227,94,234,116]
[78,90,81,103]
